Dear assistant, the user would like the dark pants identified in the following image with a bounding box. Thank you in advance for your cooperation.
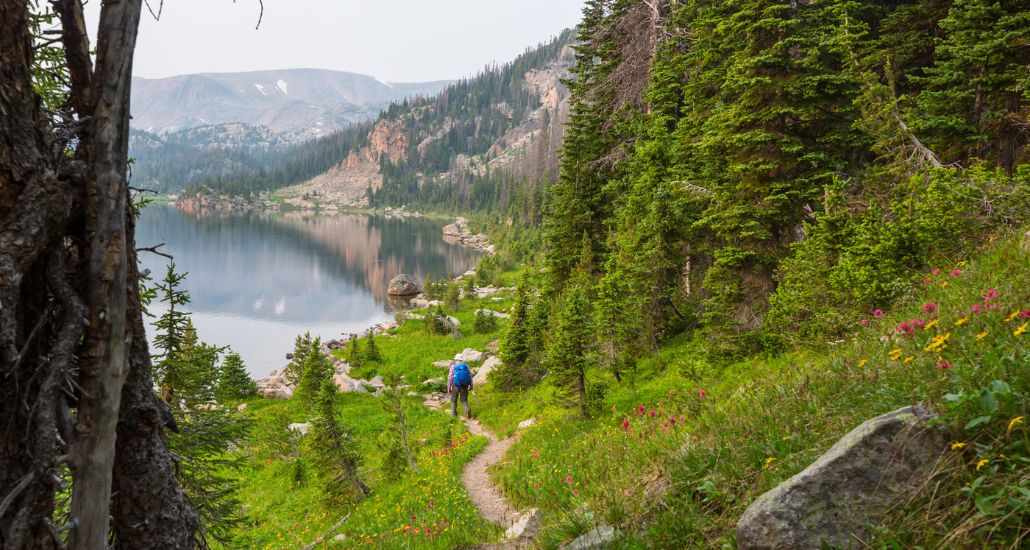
[451,384,471,418]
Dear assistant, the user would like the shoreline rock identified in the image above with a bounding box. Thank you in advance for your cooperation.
[443,217,495,255]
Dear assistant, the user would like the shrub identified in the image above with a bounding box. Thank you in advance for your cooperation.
[474,310,498,333]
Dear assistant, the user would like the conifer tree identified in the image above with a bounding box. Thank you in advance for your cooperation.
[499,270,533,368]
[283,332,314,384]
[216,351,257,402]
[380,372,418,472]
[296,338,333,407]
[545,279,593,418]
[364,335,382,362]
[445,279,461,310]
[306,380,370,506]
[347,337,364,368]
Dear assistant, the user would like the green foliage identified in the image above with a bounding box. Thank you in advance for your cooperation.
[295,338,333,407]
[305,380,369,507]
[545,281,593,418]
[283,332,314,384]
[423,306,451,336]
[379,372,418,474]
[495,270,547,390]
[444,279,461,311]
[346,337,364,368]
[473,310,498,334]
[364,335,382,363]
[216,351,257,402]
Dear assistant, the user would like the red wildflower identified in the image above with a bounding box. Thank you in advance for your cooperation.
[621,419,630,430]
[669,416,677,425]
[931,268,941,275]
[922,302,938,313]
[532,449,540,458]
[1021,310,1030,319]
[572,489,580,495]
[872,309,885,318]
[534,482,540,489]
[662,421,669,428]
[984,288,998,299]
[972,304,984,314]
[910,318,926,329]
[698,389,707,398]
[950,269,962,276]
[860,319,869,326]
[937,358,952,370]
[637,405,645,414]
[648,409,657,418]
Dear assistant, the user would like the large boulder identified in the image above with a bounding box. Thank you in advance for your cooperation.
[473,355,502,385]
[387,274,420,296]
[736,406,948,550]
[505,508,542,541]
[456,348,484,362]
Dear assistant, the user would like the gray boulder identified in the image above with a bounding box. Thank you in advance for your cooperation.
[562,526,617,549]
[736,406,948,550]
[505,508,542,541]
[473,355,502,385]
[387,274,420,296]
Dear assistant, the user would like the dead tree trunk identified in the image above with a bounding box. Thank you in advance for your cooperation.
[0,1,199,548]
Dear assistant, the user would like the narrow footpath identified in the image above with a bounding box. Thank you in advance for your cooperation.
[423,393,537,548]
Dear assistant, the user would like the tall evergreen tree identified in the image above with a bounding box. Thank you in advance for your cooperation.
[283,332,314,384]
[545,280,594,418]
[295,338,333,407]
[306,380,370,506]
[216,351,257,402]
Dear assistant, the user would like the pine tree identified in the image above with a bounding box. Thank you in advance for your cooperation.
[216,351,257,402]
[545,280,593,418]
[295,338,333,407]
[913,0,1030,173]
[306,380,369,506]
[283,332,314,384]
[445,279,461,310]
[499,270,533,367]
[364,335,382,362]
[380,372,418,472]
[347,337,364,368]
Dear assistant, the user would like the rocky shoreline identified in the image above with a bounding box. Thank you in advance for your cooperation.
[443,217,495,255]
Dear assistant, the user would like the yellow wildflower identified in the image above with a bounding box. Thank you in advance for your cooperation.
[1004,310,1020,322]
[976,459,989,471]
[976,330,989,341]
[889,348,902,360]
[924,332,951,352]
[941,281,949,288]
[763,457,777,469]
[857,359,867,367]
[956,261,967,267]
[949,441,967,450]
[1008,416,1025,432]
[903,356,914,364]
[1015,322,1028,336]
[954,316,969,326]
[924,319,939,330]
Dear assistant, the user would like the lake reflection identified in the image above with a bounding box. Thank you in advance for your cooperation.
[136,205,479,376]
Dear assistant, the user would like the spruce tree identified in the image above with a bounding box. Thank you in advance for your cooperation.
[499,270,533,368]
[380,372,418,472]
[445,279,461,310]
[295,338,333,407]
[545,280,593,418]
[283,332,314,384]
[364,335,382,362]
[347,337,364,368]
[216,351,257,402]
[306,380,369,506]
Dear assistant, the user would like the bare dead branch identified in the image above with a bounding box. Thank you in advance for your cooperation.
[300,513,351,550]
[137,242,173,260]
[0,473,34,520]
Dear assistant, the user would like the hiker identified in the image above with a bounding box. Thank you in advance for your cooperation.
[448,356,473,418]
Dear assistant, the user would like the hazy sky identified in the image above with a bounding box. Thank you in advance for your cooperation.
[83,0,585,82]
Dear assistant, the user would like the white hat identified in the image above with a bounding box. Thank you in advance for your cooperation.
[454,354,464,361]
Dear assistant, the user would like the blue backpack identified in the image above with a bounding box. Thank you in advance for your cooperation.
[453,362,472,386]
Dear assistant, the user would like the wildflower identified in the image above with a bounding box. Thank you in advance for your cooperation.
[956,261,967,267]
[533,482,540,489]
[637,405,646,414]
[910,318,926,329]
[983,288,998,299]
[922,302,938,313]
[872,309,885,318]
[649,409,657,418]
[903,356,914,364]
[860,319,869,326]
[954,316,969,326]
[936,358,952,370]
[698,389,707,398]
[621,419,630,430]
[889,349,902,360]
[976,330,989,340]
[931,268,940,275]
[1022,310,1030,319]
[1007,416,1024,432]
[763,457,777,469]
[950,441,967,450]
[858,359,868,367]
[782,435,790,441]
[971,304,983,314]
[941,281,949,288]
[976,459,989,471]
[572,489,580,495]
[564,475,573,485]
[532,449,540,458]
[950,269,962,276]
[1015,322,1028,336]
[923,319,939,331]
[1004,310,1020,322]
[925,332,951,352]
[669,417,677,425]
[896,322,914,338]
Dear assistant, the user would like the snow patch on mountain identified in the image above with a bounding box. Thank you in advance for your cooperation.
[253,83,267,95]
[276,79,288,94]
[375,77,394,89]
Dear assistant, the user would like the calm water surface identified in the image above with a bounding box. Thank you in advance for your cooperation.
[137,205,479,377]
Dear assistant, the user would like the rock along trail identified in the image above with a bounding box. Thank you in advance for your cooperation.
[423,393,536,548]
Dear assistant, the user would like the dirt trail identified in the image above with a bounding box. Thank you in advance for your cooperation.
[423,393,533,546]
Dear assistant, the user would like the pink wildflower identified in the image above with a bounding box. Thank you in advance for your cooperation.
[1020,310,1030,319]
[565,475,573,485]
[698,389,708,398]
[860,319,869,326]
[872,309,885,318]
[937,358,952,370]
[662,421,669,429]
[950,269,962,276]
[972,304,984,314]
[637,405,645,414]
[669,416,677,425]
[922,302,938,313]
[984,288,998,299]
[910,318,926,329]
[621,419,630,430]
[572,489,580,495]
[931,268,941,275]
[648,409,657,418]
